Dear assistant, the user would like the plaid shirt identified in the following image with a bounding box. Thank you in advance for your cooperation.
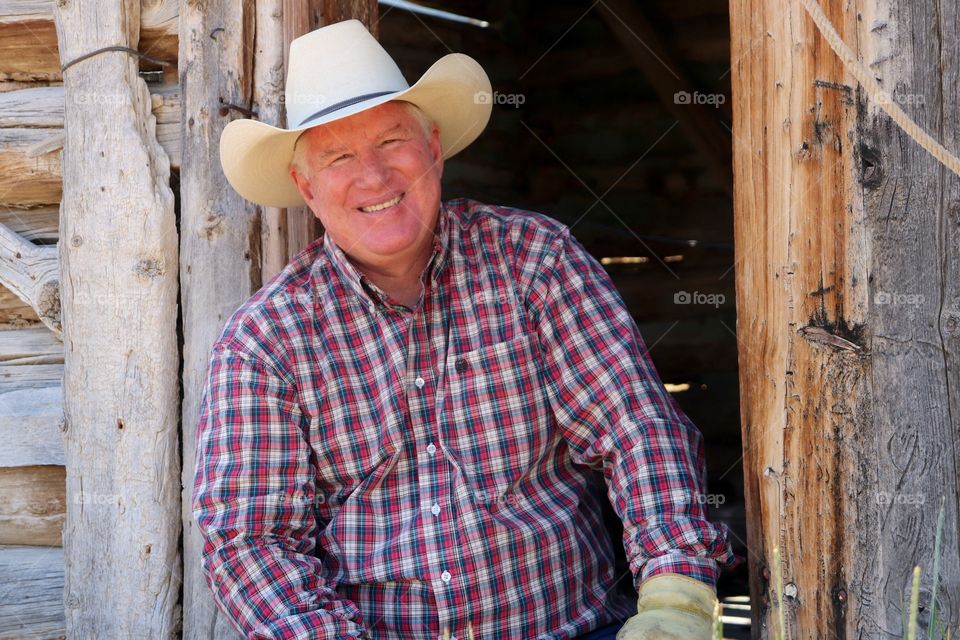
[193,198,739,640]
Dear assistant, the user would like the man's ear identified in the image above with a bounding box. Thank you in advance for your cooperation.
[289,166,313,202]
[429,125,444,177]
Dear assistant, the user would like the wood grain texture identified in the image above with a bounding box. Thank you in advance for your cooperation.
[729,0,959,636]
[178,1,257,638]
[0,466,65,546]
[53,0,181,636]
[0,206,58,243]
[0,384,64,468]
[0,545,66,639]
[255,0,288,283]
[0,285,39,328]
[0,224,59,335]
[0,0,178,82]
[0,128,61,206]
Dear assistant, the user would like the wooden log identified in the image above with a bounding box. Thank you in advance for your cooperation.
[729,0,960,636]
[0,0,179,82]
[0,128,62,206]
[255,0,288,282]
[280,0,322,261]
[178,1,257,638]
[0,384,64,467]
[0,465,65,546]
[0,326,62,365]
[0,362,61,387]
[0,84,182,171]
[0,284,40,328]
[0,545,66,639]
[0,206,58,244]
[0,224,59,336]
[53,0,181,636]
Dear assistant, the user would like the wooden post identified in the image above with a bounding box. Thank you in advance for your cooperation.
[729,0,960,636]
[255,0,288,283]
[178,1,258,638]
[53,0,181,636]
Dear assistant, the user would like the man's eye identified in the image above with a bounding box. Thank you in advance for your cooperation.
[381,138,404,146]
[330,153,351,165]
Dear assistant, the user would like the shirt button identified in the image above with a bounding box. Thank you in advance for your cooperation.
[426,443,437,455]
[431,503,441,516]
[455,358,467,374]
[414,376,425,389]
[441,570,452,583]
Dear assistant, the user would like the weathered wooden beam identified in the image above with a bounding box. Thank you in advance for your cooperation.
[0,84,182,172]
[0,206,58,243]
[0,223,59,335]
[0,362,61,386]
[0,0,179,82]
[0,284,40,327]
[256,0,288,282]
[0,127,62,206]
[179,1,257,638]
[53,0,181,636]
[0,384,64,467]
[596,0,732,193]
[0,545,66,639]
[0,465,65,546]
[729,0,960,636]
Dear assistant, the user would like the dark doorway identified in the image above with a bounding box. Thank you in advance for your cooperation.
[380,1,748,635]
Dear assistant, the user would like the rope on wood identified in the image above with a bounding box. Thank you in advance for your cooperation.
[61,45,171,73]
[799,0,960,178]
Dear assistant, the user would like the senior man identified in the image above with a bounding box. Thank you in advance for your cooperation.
[195,19,740,640]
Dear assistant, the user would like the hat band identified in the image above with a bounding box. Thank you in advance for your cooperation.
[297,90,403,127]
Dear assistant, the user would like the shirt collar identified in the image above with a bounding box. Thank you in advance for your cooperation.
[316,201,452,311]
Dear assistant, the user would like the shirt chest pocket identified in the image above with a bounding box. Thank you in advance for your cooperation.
[442,332,555,506]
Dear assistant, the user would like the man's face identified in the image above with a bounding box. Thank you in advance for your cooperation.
[289,101,444,276]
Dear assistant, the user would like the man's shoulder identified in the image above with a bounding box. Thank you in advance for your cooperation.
[210,237,322,367]
[446,198,567,237]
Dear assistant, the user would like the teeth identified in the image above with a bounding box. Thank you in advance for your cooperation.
[360,194,402,212]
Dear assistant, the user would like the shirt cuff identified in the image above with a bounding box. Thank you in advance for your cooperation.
[639,551,720,588]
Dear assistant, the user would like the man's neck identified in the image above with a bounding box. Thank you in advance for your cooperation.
[356,245,433,309]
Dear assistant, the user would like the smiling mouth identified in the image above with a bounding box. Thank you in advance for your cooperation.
[358,193,404,213]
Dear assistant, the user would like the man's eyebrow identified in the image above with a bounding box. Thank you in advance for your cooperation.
[376,123,407,137]
[313,123,409,159]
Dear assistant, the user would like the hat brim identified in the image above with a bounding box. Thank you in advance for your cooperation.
[219,53,492,209]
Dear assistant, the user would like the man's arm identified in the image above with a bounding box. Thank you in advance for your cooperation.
[193,345,368,639]
[525,227,740,588]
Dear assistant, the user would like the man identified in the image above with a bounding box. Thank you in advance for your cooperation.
[195,19,740,640]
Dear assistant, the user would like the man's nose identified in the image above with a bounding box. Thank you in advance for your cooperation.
[354,147,391,187]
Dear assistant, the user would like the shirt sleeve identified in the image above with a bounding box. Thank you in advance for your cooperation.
[192,345,369,639]
[525,227,742,589]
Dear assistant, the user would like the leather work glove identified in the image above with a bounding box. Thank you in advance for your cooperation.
[616,573,718,640]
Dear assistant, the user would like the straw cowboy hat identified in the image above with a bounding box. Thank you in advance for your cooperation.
[219,19,492,208]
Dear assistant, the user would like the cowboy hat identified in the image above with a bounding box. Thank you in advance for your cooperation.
[219,19,492,208]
